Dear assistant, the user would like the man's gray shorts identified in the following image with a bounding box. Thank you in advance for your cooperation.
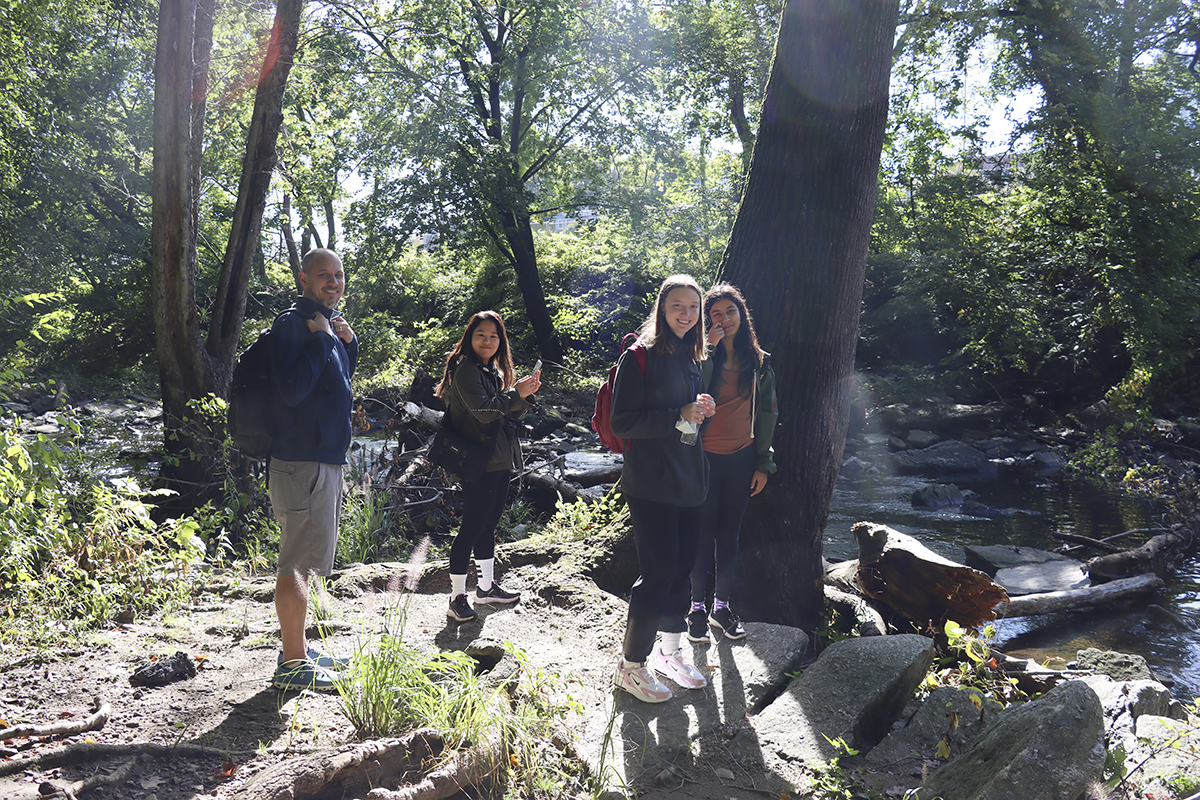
[268,459,344,577]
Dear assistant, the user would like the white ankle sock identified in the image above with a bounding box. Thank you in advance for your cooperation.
[451,573,467,597]
[659,632,682,654]
[477,558,495,592]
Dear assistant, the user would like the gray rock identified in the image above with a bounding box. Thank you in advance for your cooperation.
[865,686,1004,770]
[891,440,992,475]
[906,429,941,447]
[1075,648,1155,682]
[961,499,1019,518]
[754,634,934,791]
[994,561,1089,595]
[963,545,1076,575]
[1029,449,1065,472]
[911,483,964,509]
[706,623,810,717]
[1127,714,1200,791]
[920,680,1104,800]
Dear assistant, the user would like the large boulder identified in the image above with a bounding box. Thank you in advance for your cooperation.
[753,634,934,791]
[890,440,993,475]
[919,679,1104,800]
[861,686,1004,792]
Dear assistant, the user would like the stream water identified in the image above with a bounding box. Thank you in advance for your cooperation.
[826,461,1200,702]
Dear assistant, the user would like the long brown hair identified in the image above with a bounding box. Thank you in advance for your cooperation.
[705,283,763,399]
[638,274,706,360]
[435,310,516,398]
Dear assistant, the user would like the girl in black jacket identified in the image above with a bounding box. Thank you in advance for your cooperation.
[610,275,714,703]
[436,311,540,623]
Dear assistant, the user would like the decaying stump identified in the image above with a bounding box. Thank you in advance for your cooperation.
[852,522,1009,627]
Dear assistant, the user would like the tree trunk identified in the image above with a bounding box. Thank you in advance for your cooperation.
[207,0,303,387]
[500,209,564,363]
[718,0,898,629]
[152,0,211,494]
[153,0,302,510]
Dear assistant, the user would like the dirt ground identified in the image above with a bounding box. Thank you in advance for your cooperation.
[0,559,809,800]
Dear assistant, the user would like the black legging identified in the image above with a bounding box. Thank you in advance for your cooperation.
[449,468,511,574]
[622,496,703,663]
[691,444,755,603]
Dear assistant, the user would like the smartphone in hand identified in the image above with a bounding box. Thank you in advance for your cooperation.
[533,359,542,376]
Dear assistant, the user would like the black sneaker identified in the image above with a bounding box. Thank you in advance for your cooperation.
[686,609,710,642]
[447,593,478,622]
[476,582,521,605]
[708,607,746,640]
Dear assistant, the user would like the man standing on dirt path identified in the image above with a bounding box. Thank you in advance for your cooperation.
[267,248,358,691]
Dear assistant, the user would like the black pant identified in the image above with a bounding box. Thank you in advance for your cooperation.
[622,496,702,663]
[449,469,511,574]
[691,445,755,604]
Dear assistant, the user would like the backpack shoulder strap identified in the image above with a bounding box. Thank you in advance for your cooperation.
[620,333,647,374]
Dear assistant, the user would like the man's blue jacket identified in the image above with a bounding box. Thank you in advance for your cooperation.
[267,295,358,465]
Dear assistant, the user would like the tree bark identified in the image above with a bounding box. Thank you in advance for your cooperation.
[206,0,303,387]
[718,0,899,629]
[498,209,564,363]
[153,0,303,509]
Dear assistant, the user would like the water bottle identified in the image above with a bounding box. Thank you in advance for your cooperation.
[677,418,698,446]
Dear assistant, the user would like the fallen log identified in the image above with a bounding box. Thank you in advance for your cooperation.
[993,573,1165,618]
[1086,530,1189,582]
[852,522,1009,627]
[524,471,601,504]
[564,465,622,488]
[403,401,443,432]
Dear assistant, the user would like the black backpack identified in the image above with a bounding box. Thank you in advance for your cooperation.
[228,307,298,460]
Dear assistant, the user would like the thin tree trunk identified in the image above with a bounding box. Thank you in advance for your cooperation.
[718,0,899,629]
[207,0,303,386]
[501,210,564,362]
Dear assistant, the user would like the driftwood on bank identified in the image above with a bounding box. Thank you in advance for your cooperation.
[851,522,1009,627]
[0,700,110,740]
[993,573,1166,618]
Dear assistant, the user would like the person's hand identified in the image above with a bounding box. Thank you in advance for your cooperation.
[516,373,541,399]
[307,313,333,336]
[707,325,724,347]
[680,401,705,425]
[332,317,354,343]
[696,393,716,418]
[750,470,768,496]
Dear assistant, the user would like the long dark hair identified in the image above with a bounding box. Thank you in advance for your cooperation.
[435,310,516,398]
[638,274,706,360]
[705,283,763,399]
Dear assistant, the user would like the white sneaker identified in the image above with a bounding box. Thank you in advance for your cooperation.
[613,657,673,703]
[652,647,707,689]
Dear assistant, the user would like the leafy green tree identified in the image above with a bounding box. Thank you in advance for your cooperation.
[328,0,664,362]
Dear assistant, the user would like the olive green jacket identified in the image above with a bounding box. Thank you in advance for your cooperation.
[445,357,531,473]
[700,352,779,476]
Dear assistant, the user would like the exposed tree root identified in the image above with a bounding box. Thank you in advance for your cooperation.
[0,699,111,741]
[0,741,258,779]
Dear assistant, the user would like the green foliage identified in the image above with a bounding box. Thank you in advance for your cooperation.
[0,414,202,648]
[541,486,630,544]
[337,602,593,796]
[920,620,1025,707]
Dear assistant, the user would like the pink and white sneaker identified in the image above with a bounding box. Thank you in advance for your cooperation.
[652,647,707,689]
[613,657,673,703]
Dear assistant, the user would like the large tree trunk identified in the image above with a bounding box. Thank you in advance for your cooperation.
[719,0,898,629]
[500,210,564,363]
[153,0,302,509]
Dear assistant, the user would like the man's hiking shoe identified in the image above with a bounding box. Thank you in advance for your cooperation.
[708,607,747,640]
[613,658,672,703]
[476,582,520,604]
[277,647,350,670]
[273,658,340,692]
[652,647,707,689]
[686,609,710,643]
[447,593,478,622]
